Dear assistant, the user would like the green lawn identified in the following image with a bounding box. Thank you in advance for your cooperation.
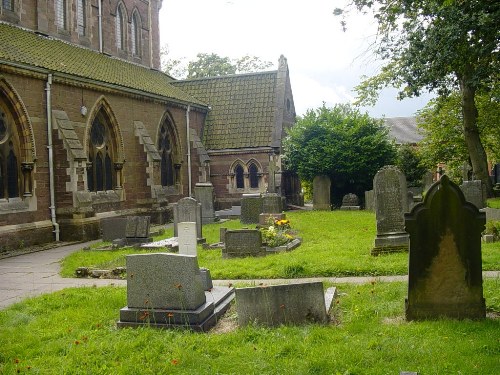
[60,210,500,279]
[0,280,498,374]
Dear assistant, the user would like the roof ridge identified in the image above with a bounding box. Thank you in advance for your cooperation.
[173,69,278,83]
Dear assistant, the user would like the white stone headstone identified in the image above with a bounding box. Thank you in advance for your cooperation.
[178,221,198,256]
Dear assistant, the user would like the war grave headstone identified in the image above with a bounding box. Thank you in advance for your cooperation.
[372,166,409,255]
[313,175,331,210]
[117,253,234,331]
[259,193,286,225]
[177,222,197,256]
[240,194,263,224]
[405,176,486,320]
[340,193,360,210]
[194,182,217,224]
[173,197,203,242]
[222,229,264,258]
[460,180,485,209]
[236,282,335,327]
[364,190,374,212]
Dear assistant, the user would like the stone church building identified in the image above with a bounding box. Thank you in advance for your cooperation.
[0,0,299,248]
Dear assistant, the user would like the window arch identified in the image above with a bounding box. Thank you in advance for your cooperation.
[115,4,126,50]
[235,164,244,189]
[55,0,67,30]
[87,112,115,192]
[131,11,141,56]
[249,162,259,189]
[158,119,176,187]
[76,0,86,35]
[0,103,20,199]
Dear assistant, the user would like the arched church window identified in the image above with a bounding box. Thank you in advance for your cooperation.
[0,106,19,199]
[116,4,125,50]
[55,0,67,30]
[235,164,244,189]
[87,114,114,192]
[2,0,14,11]
[249,163,259,189]
[158,122,175,187]
[77,0,86,35]
[131,12,141,56]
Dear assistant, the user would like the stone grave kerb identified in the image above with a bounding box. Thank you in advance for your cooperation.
[405,175,486,320]
[173,197,202,240]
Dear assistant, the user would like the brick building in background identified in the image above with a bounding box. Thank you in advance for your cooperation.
[0,0,299,248]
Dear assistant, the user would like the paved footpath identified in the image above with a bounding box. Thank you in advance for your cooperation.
[1,241,498,310]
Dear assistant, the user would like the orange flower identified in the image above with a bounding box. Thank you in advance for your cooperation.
[167,312,174,318]
[171,359,179,365]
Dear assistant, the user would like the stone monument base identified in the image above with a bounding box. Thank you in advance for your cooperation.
[117,286,234,331]
[405,298,486,321]
[371,233,409,255]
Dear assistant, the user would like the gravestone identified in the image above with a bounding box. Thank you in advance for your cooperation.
[340,193,360,210]
[405,176,486,320]
[173,197,203,241]
[177,222,197,256]
[194,182,217,224]
[101,217,128,242]
[236,282,334,327]
[313,175,331,210]
[259,193,286,225]
[372,166,409,255]
[460,180,485,209]
[117,253,234,331]
[223,229,264,258]
[240,194,263,224]
[422,171,434,192]
[407,191,415,212]
[364,190,374,212]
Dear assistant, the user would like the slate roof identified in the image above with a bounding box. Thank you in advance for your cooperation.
[0,22,207,107]
[172,71,278,150]
[385,116,423,144]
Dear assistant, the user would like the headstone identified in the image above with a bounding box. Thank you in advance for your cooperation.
[364,190,374,212]
[236,282,334,327]
[173,197,203,241]
[101,217,128,242]
[177,222,197,256]
[422,171,434,192]
[114,216,152,245]
[117,253,234,331]
[313,175,331,210]
[460,180,485,209]
[219,227,227,243]
[194,182,217,224]
[240,194,263,224]
[340,193,360,210]
[372,166,409,255]
[405,175,486,320]
[407,191,415,212]
[223,229,264,258]
[259,193,286,225]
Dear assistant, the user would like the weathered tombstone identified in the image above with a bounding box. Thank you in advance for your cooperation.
[194,182,217,224]
[223,229,264,258]
[405,175,486,320]
[460,180,485,209]
[340,193,360,210]
[313,175,331,210]
[117,253,234,331]
[364,190,374,212]
[177,222,197,256]
[236,282,334,327]
[422,171,434,192]
[372,166,409,255]
[101,217,128,242]
[173,197,203,241]
[115,216,152,245]
[240,194,263,224]
[259,193,286,225]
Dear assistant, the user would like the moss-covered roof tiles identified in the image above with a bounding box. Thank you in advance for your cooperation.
[0,23,207,107]
[173,72,278,150]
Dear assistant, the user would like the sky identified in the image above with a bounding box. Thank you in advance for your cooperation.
[159,0,433,118]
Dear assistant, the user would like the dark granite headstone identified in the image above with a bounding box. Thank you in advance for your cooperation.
[240,194,263,224]
[340,193,360,210]
[173,197,203,240]
[223,229,264,258]
[101,217,128,242]
[372,166,409,254]
[405,175,486,320]
[122,216,152,245]
[313,175,331,210]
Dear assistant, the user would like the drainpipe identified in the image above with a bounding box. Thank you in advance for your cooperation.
[45,74,60,241]
[98,0,103,53]
[186,105,192,197]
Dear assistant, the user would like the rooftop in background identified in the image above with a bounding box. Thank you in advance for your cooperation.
[385,117,423,145]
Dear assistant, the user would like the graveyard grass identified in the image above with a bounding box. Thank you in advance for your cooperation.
[1,279,498,374]
[60,211,500,279]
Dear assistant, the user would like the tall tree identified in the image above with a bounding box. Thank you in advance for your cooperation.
[187,53,237,78]
[340,0,500,196]
[283,104,396,206]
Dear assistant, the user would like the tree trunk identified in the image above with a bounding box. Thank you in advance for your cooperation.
[460,78,494,198]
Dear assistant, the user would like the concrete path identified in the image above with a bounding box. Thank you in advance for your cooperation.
[1,242,498,310]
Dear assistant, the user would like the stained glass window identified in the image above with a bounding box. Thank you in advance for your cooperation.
[249,163,259,188]
[88,115,113,192]
[235,165,244,189]
[158,124,174,186]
